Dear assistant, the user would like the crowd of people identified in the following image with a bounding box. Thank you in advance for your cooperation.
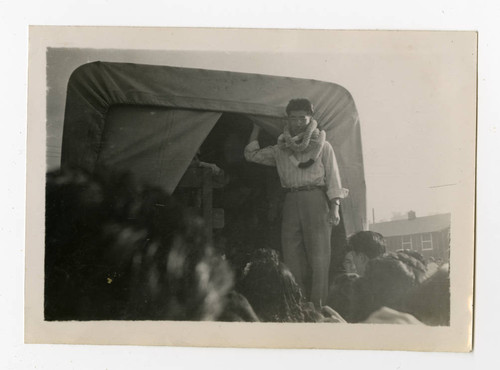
[45,98,450,325]
[45,166,450,325]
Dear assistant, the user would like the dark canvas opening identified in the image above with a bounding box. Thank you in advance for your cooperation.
[172,112,284,274]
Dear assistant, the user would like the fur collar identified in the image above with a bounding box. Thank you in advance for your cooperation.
[277,119,326,168]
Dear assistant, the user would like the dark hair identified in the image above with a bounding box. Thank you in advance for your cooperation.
[350,251,427,322]
[348,231,386,259]
[285,98,314,116]
[236,249,308,322]
[326,273,360,322]
[392,249,428,283]
[404,264,450,326]
[44,167,233,321]
[397,249,426,266]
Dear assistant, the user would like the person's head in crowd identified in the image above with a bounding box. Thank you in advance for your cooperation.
[398,249,426,265]
[350,251,427,322]
[350,231,387,258]
[394,249,428,283]
[404,263,450,326]
[326,272,360,322]
[45,167,233,321]
[236,249,306,322]
[343,231,386,276]
[235,248,345,323]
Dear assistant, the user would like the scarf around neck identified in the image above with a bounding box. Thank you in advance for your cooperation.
[277,118,326,168]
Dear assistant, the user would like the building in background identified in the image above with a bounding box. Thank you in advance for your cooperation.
[370,211,451,263]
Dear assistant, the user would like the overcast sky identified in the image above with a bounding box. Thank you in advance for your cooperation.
[46,32,476,223]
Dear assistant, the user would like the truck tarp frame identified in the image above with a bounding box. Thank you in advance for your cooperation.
[61,61,367,234]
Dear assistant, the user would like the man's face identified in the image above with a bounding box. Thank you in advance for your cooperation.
[288,110,312,134]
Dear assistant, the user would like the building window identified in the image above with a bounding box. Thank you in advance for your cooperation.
[402,235,412,250]
[421,233,433,251]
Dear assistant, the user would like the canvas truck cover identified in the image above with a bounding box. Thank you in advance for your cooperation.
[61,61,367,234]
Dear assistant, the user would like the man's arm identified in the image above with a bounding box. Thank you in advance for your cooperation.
[243,124,277,167]
[328,199,341,226]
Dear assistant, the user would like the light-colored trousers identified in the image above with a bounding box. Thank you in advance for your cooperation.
[281,189,332,307]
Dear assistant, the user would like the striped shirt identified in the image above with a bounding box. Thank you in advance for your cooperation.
[244,140,349,201]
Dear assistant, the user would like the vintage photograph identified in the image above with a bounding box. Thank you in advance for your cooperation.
[25,27,476,350]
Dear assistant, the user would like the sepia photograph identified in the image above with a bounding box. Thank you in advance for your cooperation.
[25,27,476,351]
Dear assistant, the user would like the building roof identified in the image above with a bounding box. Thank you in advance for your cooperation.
[369,213,451,237]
